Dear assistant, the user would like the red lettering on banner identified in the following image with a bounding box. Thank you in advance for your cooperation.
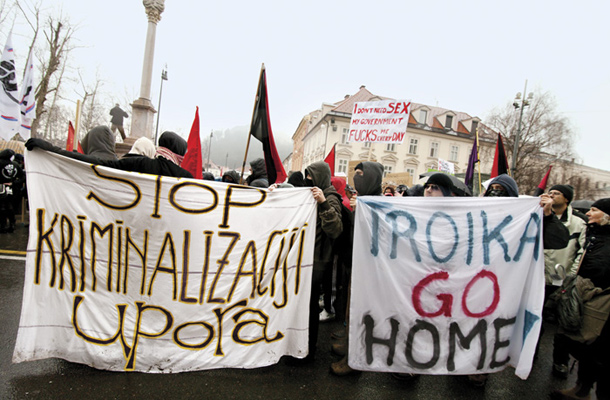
[462,270,500,318]
[412,271,452,317]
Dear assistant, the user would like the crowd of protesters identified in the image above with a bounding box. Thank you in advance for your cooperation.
[20,126,610,399]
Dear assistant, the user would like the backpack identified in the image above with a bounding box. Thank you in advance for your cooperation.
[550,275,585,332]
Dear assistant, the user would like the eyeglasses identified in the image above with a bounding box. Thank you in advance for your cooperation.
[548,191,563,196]
[425,184,440,191]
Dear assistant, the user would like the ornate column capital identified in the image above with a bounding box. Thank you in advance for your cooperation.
[143,0,165,24]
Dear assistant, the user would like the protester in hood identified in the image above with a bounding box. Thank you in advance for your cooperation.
[424,173,457,197]
[124,137,156,159]
[222,170,241,184]
[246,158,269,188]
[352,162,383,198]
[25,138,192,179]
[290,161,342,365]
[202,172,215,181]
[287,171,305,187]
[80,126,118,161]
[551,198,610,400]
[484,173,519,197]
[156,131,187,166]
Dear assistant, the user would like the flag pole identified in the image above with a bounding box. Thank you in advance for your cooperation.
[475,127,482,195]
[240,63,265,185]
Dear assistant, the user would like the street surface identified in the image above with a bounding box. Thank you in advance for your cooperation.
[0,223,590,399]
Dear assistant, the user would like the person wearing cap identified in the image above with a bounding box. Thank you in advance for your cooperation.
[546,184,589,379]
[423,173,459,197]
[551,198,610,400]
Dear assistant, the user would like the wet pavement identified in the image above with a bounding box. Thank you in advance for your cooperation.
[0,222,589,399]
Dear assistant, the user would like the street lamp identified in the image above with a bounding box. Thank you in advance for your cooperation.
[511,80,533,176]
[154,65,168,145]
[206,130,213,171]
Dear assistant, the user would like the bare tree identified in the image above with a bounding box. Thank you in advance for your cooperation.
[30,14,75,137]
[486,91,576,193]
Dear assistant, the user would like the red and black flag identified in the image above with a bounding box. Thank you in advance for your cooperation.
[324,143,336,177]
[491,133,509,178]
[249,65,287,185]
[533,165,552,196]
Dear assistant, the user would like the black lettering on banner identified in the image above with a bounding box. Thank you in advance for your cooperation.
[232,308,284,345]
[270,230,287,298]
[294,225,307,295]
[35,209,58,285]
[227,240,258,303]
[447,319,487,371]
[90,222,114,292]
[273,232,289,309]
[77,216,87,292]
[490,317,515,368]
[115,221,123,293]
[219,185,266,229]
[179,230,197,304]
[208,232,240,304]
[198,231,214,304]
[125,302,174,370]
[406,320,440,369]
[363,314,399,365]
[212,300,248,356]
[257,230,285,297]
[125,228,148,295]
[57,215,76,292]
[148,233,177,300]
[173,321,215,350]
[169,181,219,215]
[151,175,162,219]
[86,166,141,210]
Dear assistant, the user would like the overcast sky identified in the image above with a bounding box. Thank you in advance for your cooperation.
[6,0,610,171]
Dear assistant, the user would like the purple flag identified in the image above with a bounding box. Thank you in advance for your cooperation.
[464,138,479,188]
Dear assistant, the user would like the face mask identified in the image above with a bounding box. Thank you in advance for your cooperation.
[487,189,508,197]
[304,178,314,187]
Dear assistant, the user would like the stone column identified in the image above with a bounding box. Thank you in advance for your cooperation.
[130,0,165,140]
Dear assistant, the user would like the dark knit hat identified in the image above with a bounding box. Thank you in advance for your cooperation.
[549,184,574,204]
[592,198,610,216]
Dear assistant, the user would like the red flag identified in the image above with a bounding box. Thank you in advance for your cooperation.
[182,107,203,179]
[533,165,552,196]
[66,121,75,151]
[77,141,83,154]
[324,143,336,177]
[249,65,287,184]
[491,133,509,178]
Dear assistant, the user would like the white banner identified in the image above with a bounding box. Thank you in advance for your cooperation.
[437,159,455,175]
[348,196,544,379]
[13,150,317,372]
[347,100,411,143]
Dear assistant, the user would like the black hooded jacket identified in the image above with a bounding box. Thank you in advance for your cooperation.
[246,158,269,188]
[304,161,343,268]
[222,170,241,184]
[25,138,192,179]
[81,126,118,161]
[353,162,383,196]
[158,131,187,156]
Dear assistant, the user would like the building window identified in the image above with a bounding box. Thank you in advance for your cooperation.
[406,167,416,178]
[450,145,459,161]
[338,159,348,174]
[471,120,479,134]
[364,142,371,148]
[445,115,453,129]
[429,142,439,158]
[383,165,393,177]
[419,109,428,124]
[341,128,348,144]
[386,143,396,152]
[408,138,418,155]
